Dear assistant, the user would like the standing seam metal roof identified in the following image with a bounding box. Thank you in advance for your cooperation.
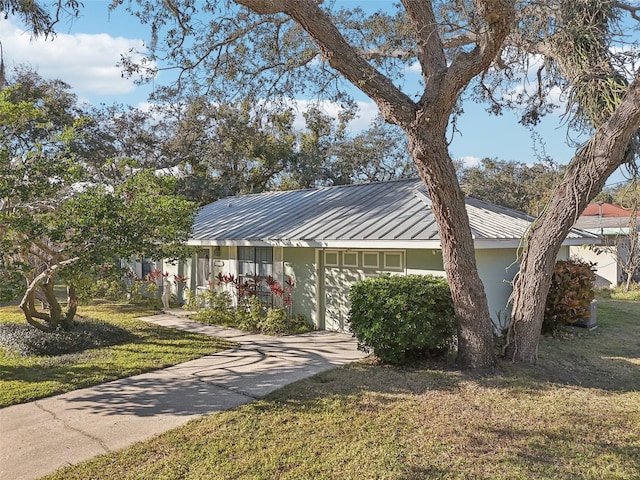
[189,178,595,244]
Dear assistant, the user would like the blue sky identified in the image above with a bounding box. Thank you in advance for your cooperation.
[0,0,632,187]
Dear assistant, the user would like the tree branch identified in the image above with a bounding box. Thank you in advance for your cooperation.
[19,257,79,313]
[443,0,514,104]
[234,0,417,126]
[615,1,640,22]
[401,0,447,84]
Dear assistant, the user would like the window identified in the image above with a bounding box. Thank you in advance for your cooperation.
[238,246,274,304]
[141,258,156,278]
[324,251,339,267]
[343,251,358,268]
[362,252,379,269]
[384,252,404,270]
[196,249,211,286]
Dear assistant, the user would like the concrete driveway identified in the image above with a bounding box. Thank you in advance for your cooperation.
[0,311,366,480]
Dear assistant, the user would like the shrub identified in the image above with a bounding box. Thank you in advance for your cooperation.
[194,291,235,326]
[258,307,289,335]
[235,296,264,331]
[610,284,640,301]
[543,258,597,334]
[348,274,456,364]
[94,278,124,301]
[0,318,135,357]
[289,313,313,334]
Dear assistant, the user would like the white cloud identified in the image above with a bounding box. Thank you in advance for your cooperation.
[457,155,481,168]
[406,62,421,73]
[0,18,151,97]
[290,99,380,133]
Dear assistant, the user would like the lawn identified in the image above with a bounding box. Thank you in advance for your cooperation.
[41,297,640,480]
[0,304,237,407]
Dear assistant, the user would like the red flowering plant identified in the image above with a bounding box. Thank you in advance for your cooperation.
[266,275,295,318]
[173,274,188,286]
[216,272,296,317]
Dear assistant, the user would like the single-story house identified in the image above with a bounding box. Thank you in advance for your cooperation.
[144,178,598,332]
[570,202,640,288]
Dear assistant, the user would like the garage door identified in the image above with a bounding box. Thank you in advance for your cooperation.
[323,250,404,332]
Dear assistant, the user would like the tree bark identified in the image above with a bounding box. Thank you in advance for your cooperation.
[408,128,495,370]
[506,74,640,363]
[234,0,514,369]
[21,291,54,333]
[65,284,78,326]
[19,257,79,332]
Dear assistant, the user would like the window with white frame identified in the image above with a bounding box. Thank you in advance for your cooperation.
[324,250,339,267]
[342,251,358,267]
[238,246,273,304]
[383,251,404,270]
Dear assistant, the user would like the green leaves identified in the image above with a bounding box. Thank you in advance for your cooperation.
[348,275,456,364]
[0,68,196,326]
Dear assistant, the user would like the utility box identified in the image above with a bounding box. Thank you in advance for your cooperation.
[573,299,598,330]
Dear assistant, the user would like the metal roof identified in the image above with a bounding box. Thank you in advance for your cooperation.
[189,178,597,248]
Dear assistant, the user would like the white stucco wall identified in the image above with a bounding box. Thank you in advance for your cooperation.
[570,244,621,288]
[474,249,520,331]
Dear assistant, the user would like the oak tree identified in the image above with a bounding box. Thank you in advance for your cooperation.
[0,69,195,331]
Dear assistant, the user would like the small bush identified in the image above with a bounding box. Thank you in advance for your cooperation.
[235,297,265,332]
[543,259,597,334]
[258,308,289,335]
[194,291,236,326]
[289,313,313,334]
[348,275,456,365]
[94,279,124,301]
[0,318,135,357]
[610,284,640,301]
[190,290,312,335]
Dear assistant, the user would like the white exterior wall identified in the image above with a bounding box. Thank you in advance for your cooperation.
[570,244,621,288]
[474,249,520,331]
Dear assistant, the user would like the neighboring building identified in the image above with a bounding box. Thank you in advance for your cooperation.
[154,179,597,332]
[570,202,640,288]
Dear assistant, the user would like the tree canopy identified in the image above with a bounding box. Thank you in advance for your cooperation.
[5,0,640,367]
[0,68,196,331]
[459,158,564,216]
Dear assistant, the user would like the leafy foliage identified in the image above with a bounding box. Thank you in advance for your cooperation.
[0,68,196,331]
[191,289,311,336]
[0,317,135,356]
[459,158,564,215]
[160,101,414,205]
[348,275,456,364]
[543,259,597,334]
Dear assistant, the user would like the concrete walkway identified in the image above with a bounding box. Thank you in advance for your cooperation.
[0,310,366,480]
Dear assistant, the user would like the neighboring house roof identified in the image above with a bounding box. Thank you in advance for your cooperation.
[575,202,639,234]
[189,178,598,249]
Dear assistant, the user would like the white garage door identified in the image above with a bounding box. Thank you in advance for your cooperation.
[323,250,404,332]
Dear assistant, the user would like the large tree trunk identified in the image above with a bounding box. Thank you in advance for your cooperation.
[506,75,640,363]
[237,0,511,369]
[65,284,78,325]
[19,257,79,332]
[409,129,495,370]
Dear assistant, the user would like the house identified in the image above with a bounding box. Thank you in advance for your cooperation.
[155,179,597,332]
[570,202,640,288]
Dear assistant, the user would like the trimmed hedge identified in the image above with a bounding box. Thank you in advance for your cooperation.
[348,274,456,364]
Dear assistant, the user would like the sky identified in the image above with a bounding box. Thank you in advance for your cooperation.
[0,0,634,188]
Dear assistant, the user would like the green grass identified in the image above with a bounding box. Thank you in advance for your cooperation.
[0,304,237,407]
[41,298,640,480]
